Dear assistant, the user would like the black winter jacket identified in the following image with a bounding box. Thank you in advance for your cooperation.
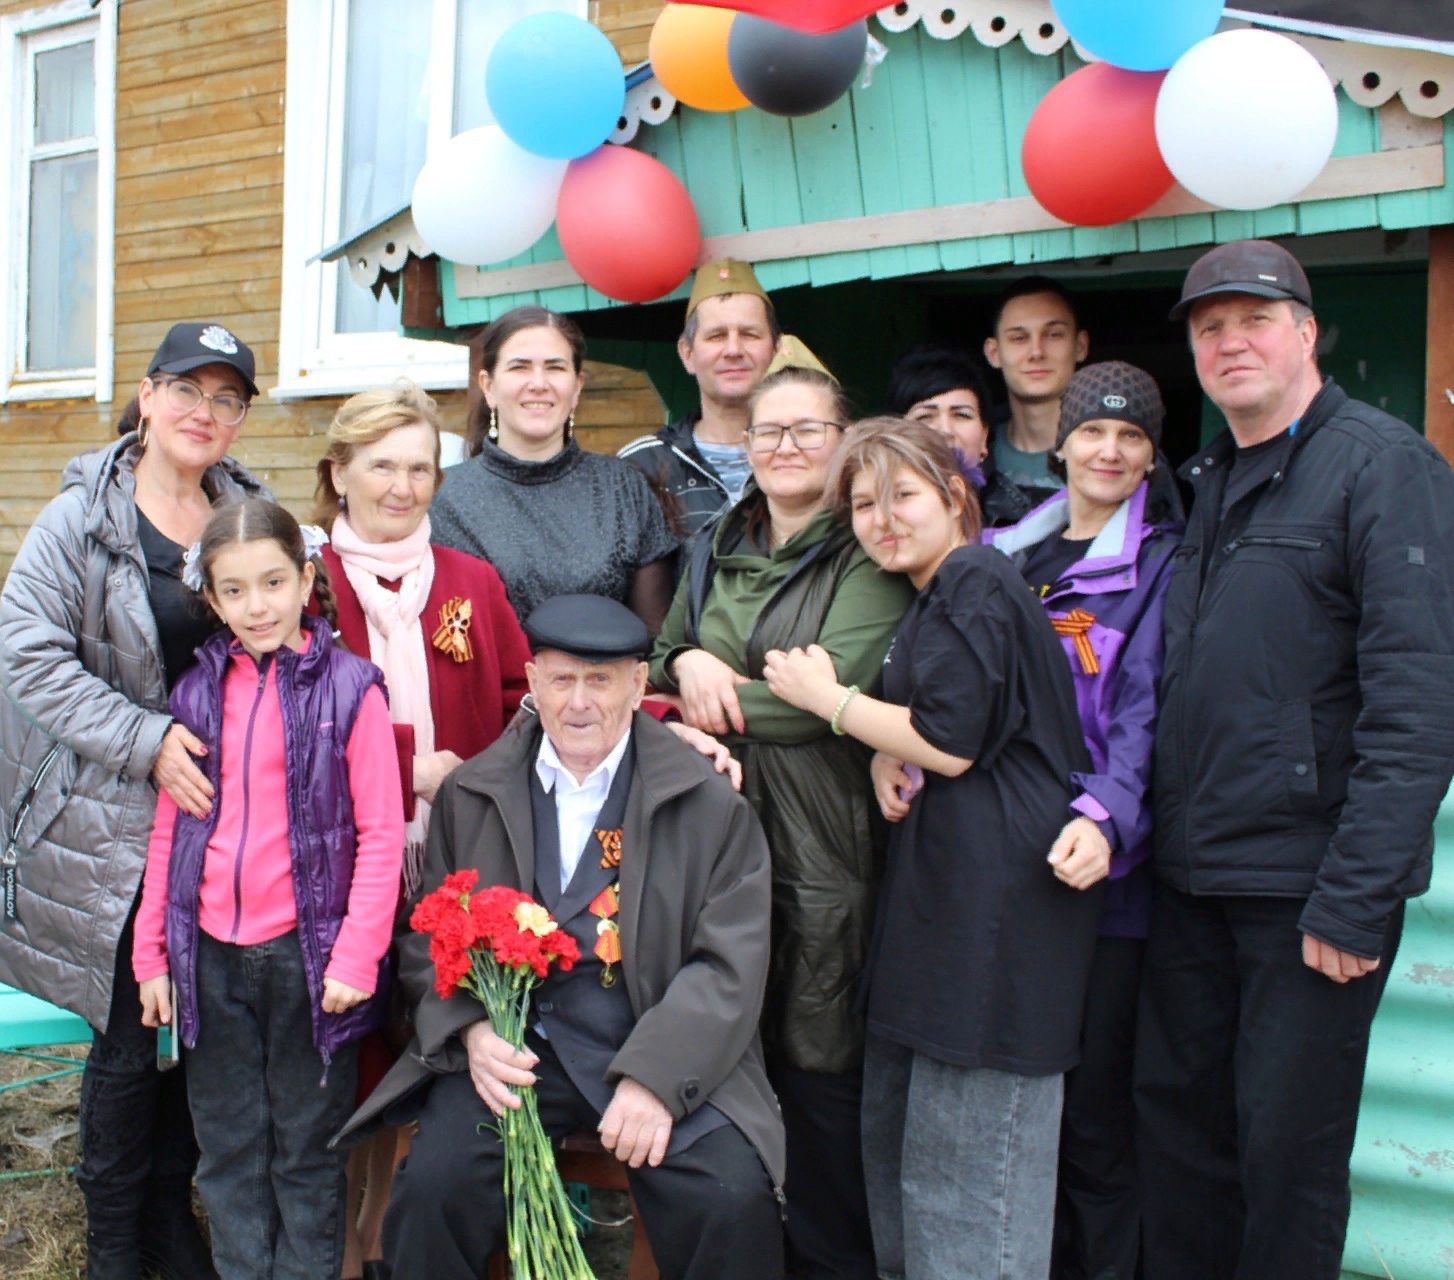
[619,413,731,546]
[1153,379,1454,959]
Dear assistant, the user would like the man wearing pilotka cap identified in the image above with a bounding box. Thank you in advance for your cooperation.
[1136,239,1454,1278]
[620,258,780,563]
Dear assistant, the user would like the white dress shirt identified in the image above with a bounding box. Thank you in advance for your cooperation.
[534,729,632,893]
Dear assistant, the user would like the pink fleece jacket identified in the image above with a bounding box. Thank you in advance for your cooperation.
[133,638,404,995]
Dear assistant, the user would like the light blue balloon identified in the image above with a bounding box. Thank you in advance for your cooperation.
[486,13,626,160]
[1052,0,1224,72]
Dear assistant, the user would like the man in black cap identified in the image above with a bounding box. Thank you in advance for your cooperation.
[1138,239,1454,1278]
[343,594,785,1280]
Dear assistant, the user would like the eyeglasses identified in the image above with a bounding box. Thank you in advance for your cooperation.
[745,420,842,454]
[155,376,249,428]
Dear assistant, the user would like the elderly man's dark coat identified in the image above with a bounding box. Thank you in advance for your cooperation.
[339,710,785,1186]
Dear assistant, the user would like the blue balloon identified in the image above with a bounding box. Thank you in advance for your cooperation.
[486,13,626,160]
[1051,0,1224,72]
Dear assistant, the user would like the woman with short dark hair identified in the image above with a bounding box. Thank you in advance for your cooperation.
[885,344,1033,528]
[428,306,677,632]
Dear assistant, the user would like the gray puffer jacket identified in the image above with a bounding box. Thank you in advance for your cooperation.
[0,435,266,1031]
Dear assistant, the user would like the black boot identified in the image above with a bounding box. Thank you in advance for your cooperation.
[138,1183,219,1280]
[85,1231,142,1280]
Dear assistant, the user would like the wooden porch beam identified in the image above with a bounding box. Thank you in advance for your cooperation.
[1428,224,1454,463]
[451,143,1446,302]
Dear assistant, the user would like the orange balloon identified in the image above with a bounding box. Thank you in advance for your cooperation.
[649,4,750,113]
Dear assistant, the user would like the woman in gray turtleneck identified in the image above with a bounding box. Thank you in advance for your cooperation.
[429,306,676,633]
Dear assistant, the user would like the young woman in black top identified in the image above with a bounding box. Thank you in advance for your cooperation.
[764,418,1102,1279]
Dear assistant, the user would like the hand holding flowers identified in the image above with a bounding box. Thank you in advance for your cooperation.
[410,870,591,1280]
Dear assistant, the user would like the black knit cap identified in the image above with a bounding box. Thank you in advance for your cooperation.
[524,594,650,664]
[1056,361,1165,452]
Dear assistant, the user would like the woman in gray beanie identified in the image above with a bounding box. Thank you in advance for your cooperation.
[985,360,1185,1280]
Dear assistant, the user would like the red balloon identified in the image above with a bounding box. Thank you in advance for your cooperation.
[1022,63,1174,227]
[673,0,880,35]
[557,146,702,304]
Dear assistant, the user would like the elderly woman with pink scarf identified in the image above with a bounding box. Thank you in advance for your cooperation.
[313,380,531,1280]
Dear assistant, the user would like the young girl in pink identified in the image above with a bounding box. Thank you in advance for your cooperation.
[133,499,404,1280]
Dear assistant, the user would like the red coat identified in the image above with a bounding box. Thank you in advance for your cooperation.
[319,543,531,819]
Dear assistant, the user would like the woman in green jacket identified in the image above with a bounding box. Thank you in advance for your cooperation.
[651,365,914,1280]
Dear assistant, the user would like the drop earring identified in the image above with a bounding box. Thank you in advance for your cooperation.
[137,418,150,450]
[488,405,499,443]
[566,410,575,441]
[337,493,347,510]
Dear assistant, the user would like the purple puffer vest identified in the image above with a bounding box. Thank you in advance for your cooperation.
[164,614,389,1061]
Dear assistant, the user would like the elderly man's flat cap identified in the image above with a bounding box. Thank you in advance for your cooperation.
[524,594,650,663]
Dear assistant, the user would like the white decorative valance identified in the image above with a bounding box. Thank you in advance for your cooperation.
[880,0,1453,117]
[326,2,1452,293]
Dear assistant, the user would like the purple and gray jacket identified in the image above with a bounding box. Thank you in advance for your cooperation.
[164,614,389,1060]
[985,481,1183,937]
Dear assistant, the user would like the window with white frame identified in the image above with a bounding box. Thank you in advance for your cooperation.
[0,0,116,403]
[277,0,587,399]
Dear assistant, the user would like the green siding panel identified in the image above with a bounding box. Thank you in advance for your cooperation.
[1340,783,1454,1279]
[792,96,872,287]
[438,26,1453,330]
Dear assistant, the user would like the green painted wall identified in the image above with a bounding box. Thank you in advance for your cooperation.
[435,24,1454,329]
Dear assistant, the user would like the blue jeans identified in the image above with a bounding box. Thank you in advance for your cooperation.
[862,1034,1063,1280]
[187,929,358,1280]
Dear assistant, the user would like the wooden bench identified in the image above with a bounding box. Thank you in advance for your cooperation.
[486,1132,658,1280]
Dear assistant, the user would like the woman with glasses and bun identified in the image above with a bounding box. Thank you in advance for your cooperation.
[0,323,268,1280]
[650,362,915,1280]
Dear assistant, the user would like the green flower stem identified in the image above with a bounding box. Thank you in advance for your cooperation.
[464,956,595,1280]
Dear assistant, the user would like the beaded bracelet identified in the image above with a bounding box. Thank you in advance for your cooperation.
[830,685,860,736]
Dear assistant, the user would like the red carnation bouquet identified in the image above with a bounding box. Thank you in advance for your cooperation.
[411,870,591,1280]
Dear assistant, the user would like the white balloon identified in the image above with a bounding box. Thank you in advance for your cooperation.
[1154,29,1339,211]
[411,126,568,266]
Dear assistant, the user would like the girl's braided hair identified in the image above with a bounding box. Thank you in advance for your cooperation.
[195,498,340,633]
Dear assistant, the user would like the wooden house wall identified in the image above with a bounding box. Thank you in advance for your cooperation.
[443,24,1454,328]
[0,0,667,580]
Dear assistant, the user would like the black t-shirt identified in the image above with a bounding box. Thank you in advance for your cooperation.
[136,507,219,692]
[1221,430,1289,520]
[865,545,1102,1074]
[1020,533,1094,599]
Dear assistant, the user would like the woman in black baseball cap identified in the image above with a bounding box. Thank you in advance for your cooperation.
[0,321,267,1279]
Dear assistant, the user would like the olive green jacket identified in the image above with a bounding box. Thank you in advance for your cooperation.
[651,502,914,1072]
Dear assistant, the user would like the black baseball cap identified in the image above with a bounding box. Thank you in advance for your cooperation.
[1169,240,1313,322]
[147,323,258,397]
[524,594,650,664]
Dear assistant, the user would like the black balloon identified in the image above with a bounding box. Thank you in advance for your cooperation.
[726,15,869,118]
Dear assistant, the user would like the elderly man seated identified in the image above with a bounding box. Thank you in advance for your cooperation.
[341,593,785,1280]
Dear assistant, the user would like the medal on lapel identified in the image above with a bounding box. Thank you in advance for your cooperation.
[432,597,475,663]
[589,883,622,988]
[597,827,622,871]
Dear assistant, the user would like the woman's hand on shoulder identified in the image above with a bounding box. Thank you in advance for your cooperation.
[321,978,371,1015]
[871,752,913,823]
[414,750,465,805]
[152,723,214,819]
[664,721,743,791]
[762,644,840,718]
[1047,816,1112,890]
[138,976,171,1029]
[671,648,749,736]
